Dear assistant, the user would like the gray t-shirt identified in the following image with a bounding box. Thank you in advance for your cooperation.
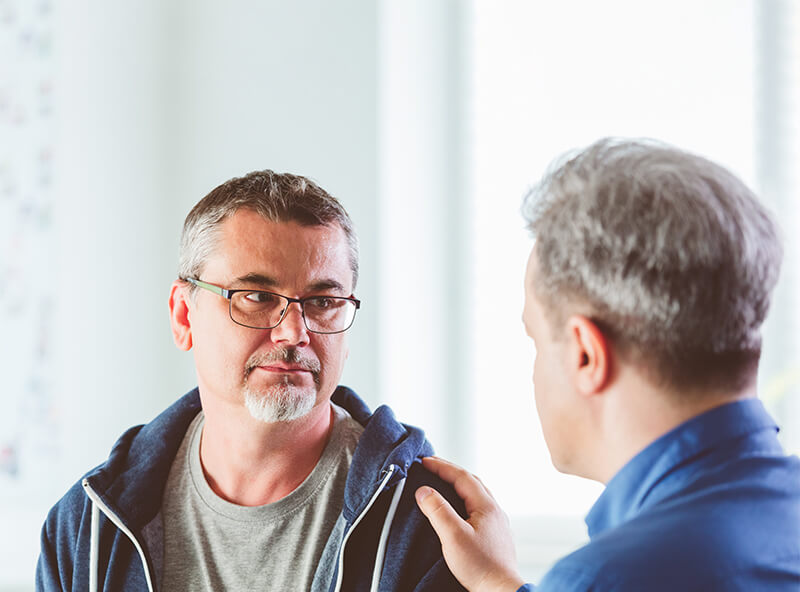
[160,403,364,592]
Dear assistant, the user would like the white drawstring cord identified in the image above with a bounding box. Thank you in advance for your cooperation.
[369,476,406,592]
[333,465,397,592]
[82,479,155,592]
[89,501,99,592]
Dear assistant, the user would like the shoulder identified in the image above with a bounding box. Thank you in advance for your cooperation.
[84,390,201,489]
[544,490,800,591]
[406,460,468,517]
[38,474,95,590]
[42,477,94,543]
[43,390,202,532]
[374,462,467,591]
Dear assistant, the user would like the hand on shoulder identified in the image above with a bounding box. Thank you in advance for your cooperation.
[415,456,525,592]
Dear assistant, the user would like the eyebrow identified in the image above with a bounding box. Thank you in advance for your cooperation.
[234,273,280,288]
[306,279,346,294]
[234,273,346,294]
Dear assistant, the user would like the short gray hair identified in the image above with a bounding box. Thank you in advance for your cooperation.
[523,138,783,391]
[178,170,359,289]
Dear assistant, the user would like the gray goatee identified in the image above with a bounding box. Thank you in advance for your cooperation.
[243,347,321,423]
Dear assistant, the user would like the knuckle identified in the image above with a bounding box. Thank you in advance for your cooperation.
[428,495,449,514]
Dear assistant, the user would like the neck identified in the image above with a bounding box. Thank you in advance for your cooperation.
[592,368,756,484]
[197,394,334,506]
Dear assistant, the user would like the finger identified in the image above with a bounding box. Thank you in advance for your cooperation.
[424,456,497,499]
[421,457,480,488]
[415,486,470,543]
[421,457,496,514]
[471,473,498,502]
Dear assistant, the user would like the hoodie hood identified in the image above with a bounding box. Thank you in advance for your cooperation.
[83,390,202,533]
[332,386,434,521]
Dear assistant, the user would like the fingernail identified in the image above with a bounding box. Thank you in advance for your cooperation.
[415,486,431,503]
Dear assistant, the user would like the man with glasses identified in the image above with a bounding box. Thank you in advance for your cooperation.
[37,171,466,591]
[414,139,800,591]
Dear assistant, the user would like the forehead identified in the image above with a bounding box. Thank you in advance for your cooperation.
[207,209,352,289]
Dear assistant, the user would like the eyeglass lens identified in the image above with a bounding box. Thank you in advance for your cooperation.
[230,291,356,333]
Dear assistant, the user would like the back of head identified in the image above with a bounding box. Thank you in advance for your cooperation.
[178,170,359,288]
[523,138,783,393]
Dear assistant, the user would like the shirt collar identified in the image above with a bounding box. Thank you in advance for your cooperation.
[584,398,778,538]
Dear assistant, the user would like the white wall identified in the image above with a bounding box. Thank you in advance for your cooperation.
[377,0,474,465]
[2,1,380,587]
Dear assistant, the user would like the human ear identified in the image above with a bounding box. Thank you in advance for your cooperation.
[566,315,610,396]
[168,280,193,351]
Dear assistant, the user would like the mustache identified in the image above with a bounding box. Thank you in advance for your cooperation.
[245,347,321,376]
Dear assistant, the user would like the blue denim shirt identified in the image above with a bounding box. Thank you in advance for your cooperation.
[519,398,800,591]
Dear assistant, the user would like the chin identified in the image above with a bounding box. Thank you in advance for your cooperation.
[243,384,316,423]
[551,457,569,474]
[548,448,576,476]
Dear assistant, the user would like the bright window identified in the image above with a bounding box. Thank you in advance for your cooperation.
[469,0,799,579]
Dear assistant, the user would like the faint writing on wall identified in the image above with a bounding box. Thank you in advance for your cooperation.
[0,0,58,488]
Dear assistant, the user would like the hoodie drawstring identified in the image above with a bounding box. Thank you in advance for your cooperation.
[89,500,99,592]
[82,478,155,592]
[334,465,399,592]
[370,476,406,591]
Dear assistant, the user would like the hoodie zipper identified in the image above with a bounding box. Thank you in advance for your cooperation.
[333,464,399,592]
[82,479,156,592]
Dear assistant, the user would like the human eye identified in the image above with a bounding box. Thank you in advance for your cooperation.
[241,291,281,306]
[307,296,344,310]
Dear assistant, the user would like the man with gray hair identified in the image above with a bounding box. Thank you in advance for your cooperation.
[37,171,466,591]
[415,139,800,590]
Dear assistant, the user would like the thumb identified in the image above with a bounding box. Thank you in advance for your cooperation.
[415,486,467,543]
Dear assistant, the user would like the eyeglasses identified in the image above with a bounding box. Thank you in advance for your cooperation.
[183,278,360,334]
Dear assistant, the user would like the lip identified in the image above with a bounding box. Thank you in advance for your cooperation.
[256,364,311,373]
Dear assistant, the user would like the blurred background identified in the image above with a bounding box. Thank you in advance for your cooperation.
[1,0,798,588]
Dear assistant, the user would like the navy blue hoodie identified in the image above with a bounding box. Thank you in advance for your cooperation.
[36,386,467,591]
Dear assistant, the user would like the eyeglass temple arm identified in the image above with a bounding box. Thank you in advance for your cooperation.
[185,278,231,298]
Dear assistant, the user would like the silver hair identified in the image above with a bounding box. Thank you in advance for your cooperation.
[178,170,359,288]
[523,138,783,390]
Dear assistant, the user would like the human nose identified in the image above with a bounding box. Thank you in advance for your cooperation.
[270,301,310,346]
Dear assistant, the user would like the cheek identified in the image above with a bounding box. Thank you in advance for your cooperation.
[193,310,262,369]
[314,337,348,377]
[532,347,560,420]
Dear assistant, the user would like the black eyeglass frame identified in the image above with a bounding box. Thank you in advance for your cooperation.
[182,277,361,334]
